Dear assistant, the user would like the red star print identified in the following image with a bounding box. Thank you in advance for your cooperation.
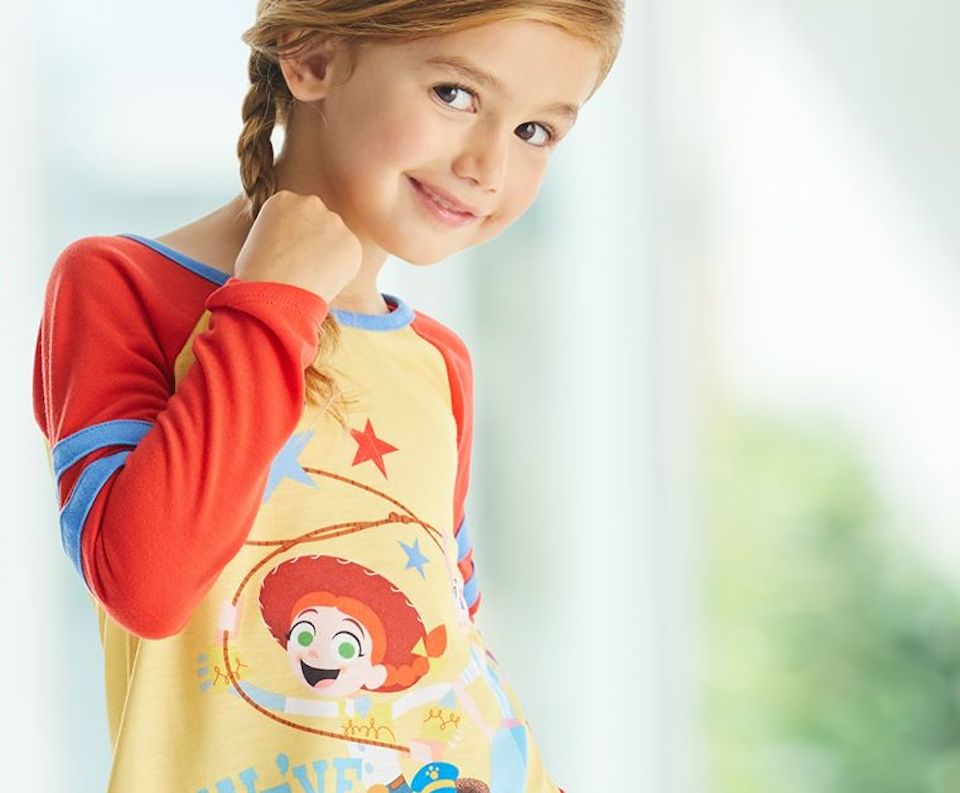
[349,418,399,478]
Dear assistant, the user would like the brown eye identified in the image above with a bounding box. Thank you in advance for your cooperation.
[432,83,474,111]
[515,121,554,148]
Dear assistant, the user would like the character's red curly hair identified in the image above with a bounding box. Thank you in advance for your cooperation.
[259,554,446,692]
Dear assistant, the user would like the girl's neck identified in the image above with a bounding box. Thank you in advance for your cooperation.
[157,193,391,315]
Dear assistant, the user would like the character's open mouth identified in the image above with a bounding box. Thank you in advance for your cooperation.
[301,660,341,687]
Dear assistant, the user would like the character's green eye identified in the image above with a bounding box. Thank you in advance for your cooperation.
[290,619,316,647]
[332,631,362,660]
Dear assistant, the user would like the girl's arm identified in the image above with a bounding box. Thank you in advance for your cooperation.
[391,681,452,717]
[408,313,482,622]
[32,236,327,640]
[391,649,483,717]
[234,679,339,718]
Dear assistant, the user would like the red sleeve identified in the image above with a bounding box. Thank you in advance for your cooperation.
[409,311,481,621]
[32,237,328,639]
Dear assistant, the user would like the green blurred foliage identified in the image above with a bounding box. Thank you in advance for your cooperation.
[705,402,960,793]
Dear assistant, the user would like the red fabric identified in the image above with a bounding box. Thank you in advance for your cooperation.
[33,236,328,639]
[34,234,484,638]
[409,311,481,620]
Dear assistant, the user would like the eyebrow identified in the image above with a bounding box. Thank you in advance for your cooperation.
[343,617,366,639]
[424,55,580,122]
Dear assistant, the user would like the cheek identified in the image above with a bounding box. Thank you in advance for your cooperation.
[287,647,303,674]
[513,158,548,203]
[482,163,546,232]
[353,658,374,681]
[347,93,439,170]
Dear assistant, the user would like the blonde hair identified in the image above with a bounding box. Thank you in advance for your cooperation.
[237,0,624,427]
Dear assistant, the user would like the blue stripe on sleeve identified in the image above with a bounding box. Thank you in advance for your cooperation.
[52,419,154,485]
[59,450,129,587]
[455,514,472,562]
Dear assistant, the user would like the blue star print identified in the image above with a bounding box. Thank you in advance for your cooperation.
[399,537,430,578]
[262,431,318,503]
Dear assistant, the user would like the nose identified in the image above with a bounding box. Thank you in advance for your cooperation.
[452,123,509,194]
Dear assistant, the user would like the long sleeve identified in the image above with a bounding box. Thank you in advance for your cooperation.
[32,237,328,639]
[409,311,482,621]
[448,340,482,622]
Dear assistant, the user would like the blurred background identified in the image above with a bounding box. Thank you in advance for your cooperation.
[4,0,960,790]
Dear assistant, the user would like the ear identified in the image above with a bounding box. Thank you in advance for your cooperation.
[276,29,349,102]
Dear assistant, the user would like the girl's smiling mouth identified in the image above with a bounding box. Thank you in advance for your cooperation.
[408,176,484,228]
[300,660,341,687]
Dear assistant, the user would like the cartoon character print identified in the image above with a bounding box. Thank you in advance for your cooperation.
[441,533,532,793]
[258,554,445,698]
[217,554,491,791]
[414,545,535,793]
[443,534,474,639]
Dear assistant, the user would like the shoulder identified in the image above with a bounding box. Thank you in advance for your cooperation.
[44,235,221,363]
[49,234,219,297]
[409,307,473,377]
[409,308,474,443]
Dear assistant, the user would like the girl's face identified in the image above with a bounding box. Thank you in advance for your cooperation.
[282,19,604,265]
[286,605,387,698]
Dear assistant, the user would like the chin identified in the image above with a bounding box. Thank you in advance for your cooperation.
[389,238,459,267]
[376,219,481,266]
[404,251,450,267]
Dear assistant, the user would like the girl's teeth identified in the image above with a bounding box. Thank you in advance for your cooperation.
[424,186,465,213]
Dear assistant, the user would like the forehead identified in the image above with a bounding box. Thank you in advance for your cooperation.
[362,19,603,108]
[293,605,343,621]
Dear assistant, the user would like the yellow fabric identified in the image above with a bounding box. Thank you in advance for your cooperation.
[96,319,560,793]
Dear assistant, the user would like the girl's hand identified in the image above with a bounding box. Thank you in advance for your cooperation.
[234,189,363,303]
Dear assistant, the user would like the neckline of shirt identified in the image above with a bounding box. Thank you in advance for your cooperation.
[116,233,415,331]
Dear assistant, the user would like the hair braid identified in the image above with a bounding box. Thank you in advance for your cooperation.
[236,48,354,430]
[237,50,282,220]
[235,0,623,431]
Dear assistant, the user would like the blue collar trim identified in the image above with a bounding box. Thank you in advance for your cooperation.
[118,233,229,285]
[331,294,413,330]
[117,233,413,330]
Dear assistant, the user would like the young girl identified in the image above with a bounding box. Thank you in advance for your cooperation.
[32,2,623,791]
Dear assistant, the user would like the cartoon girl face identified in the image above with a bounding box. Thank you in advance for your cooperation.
[286,605,388,698]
